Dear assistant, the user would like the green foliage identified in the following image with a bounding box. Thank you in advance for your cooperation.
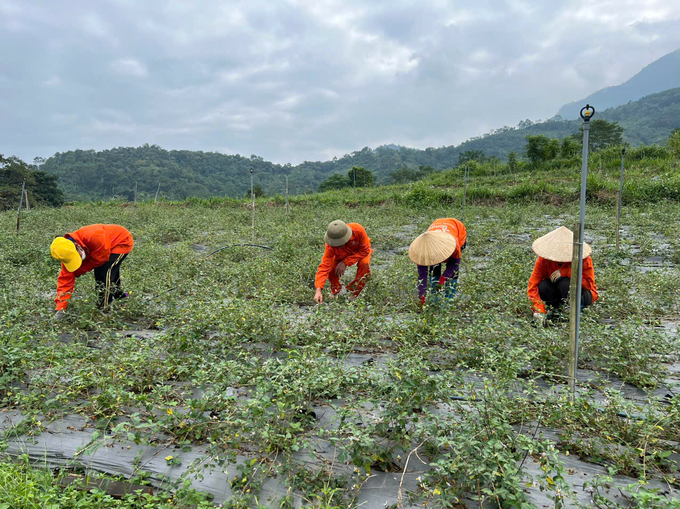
[1,151,680,506]
[388,164,437,184]
[458,149,487,165]
[572,119,625,151]
[0,155,64,211]
[525,135,560,165]
[318,173,350,192]
[669,129,680,158]
[507,151,518,172]
[348,166,373,187]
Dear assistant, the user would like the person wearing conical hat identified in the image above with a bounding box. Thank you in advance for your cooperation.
[314,220,373,304]
[409,218,467,307]
[50,224,134,320]
[528,226,598,325]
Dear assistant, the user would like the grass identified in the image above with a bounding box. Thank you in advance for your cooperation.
[1,160,680,507]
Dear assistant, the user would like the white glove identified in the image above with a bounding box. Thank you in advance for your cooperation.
[533,312,547,326]
[53,310,66,321]
[550,270,562,283]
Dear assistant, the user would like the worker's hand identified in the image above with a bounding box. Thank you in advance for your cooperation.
[550,270,562,283]
[53,310,66,321]
[533,312,547,327]
[420,295,426,307]
[314,288,323,304]
[335,262,347,277]
[437,276,447,287]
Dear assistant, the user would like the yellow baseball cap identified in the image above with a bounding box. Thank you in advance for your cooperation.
[51,237,82,272]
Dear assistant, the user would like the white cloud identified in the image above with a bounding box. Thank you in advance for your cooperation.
[110,58,149,78]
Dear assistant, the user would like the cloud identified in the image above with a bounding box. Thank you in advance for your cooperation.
[0,0,679,164]
[110,58,149,78]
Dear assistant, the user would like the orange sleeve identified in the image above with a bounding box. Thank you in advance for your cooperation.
[560,266,572,278]
[55,266,76,311]
[582,258,598,302]
[343,227,372,266]
[528,257,547,314]
[315,245,336,289]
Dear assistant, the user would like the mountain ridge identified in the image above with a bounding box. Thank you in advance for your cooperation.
[557,48,680,119]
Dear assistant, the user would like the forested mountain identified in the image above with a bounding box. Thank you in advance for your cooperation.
[558,48,680,119]
[40,88,680,201]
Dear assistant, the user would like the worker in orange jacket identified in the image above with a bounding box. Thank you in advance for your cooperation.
[50,224,134,319]
[409,218,467,306]
[314,220,372,304]
[528,227,598,326]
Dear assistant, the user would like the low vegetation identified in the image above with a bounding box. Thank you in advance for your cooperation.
[1,150,679,507]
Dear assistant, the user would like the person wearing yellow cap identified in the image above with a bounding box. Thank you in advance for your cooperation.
[314,220,372,304]
[409,218,467,307]
[528,226,598,326]
[50,224,134,319]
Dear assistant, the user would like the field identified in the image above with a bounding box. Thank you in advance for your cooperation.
[1,160,680,508]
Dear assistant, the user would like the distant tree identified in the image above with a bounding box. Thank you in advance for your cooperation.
[389,167,418,184]
[560,137,580,158]
[318,173,350,192]
[458,150,486,166]
[507,151,517,172]
[245,184,266,198]
[0,154,64,210]
[572,119,624,151]
[525,135,559,165]
[33,156,46,169]
[669,130,680,158]
[348,166,374,187]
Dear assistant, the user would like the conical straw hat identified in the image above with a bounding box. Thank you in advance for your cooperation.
[532,226,592,262]
[408,231,457,266]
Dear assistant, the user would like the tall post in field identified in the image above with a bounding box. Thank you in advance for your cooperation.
[134,180,138,209]
[285,176,290,216]
[568,104,594,397]
[567,222,581,395]
[462,163,468,221]
[16,179,26,234]
[616,148,625,250]
[155,183,161,204]
[250,169,255,241]
[24,189,30,211]
[353,166,357,204]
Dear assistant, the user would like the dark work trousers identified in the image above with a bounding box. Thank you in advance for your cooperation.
[427,241,467,280]
[538,277,593,310]
[94,253,128,307]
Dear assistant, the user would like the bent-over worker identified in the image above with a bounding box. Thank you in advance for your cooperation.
[51,224,134,319]
[409,218,467,307]
[528,226,598,326]
[314,220,372,304]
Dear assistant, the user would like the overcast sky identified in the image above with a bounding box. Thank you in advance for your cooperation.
[1,0,679,164]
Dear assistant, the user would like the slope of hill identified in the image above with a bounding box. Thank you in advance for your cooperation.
[558,49,680,119]
[39,89,680,201]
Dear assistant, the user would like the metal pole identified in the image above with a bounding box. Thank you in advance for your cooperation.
[155,183,161,204]
[572,104,594,378]
[462,163,468,221]
[134,180,138,209]
[568,222,581,396]
[616,148,625,250]
[353,167,357,203]
[251,169,255,241]
[24,189,30,211]
[16,180,25,234]
[285,176,290,216]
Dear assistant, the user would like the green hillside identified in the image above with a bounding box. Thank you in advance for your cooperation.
[558,48,680,119]
[38,88,680,201]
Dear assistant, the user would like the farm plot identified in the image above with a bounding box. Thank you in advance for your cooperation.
[1,200,680,508]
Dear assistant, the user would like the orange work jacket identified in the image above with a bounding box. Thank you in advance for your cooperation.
[315,223,372,289]
[527,256,598,314]
[55,224,134,310]
[427,218,467,259]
